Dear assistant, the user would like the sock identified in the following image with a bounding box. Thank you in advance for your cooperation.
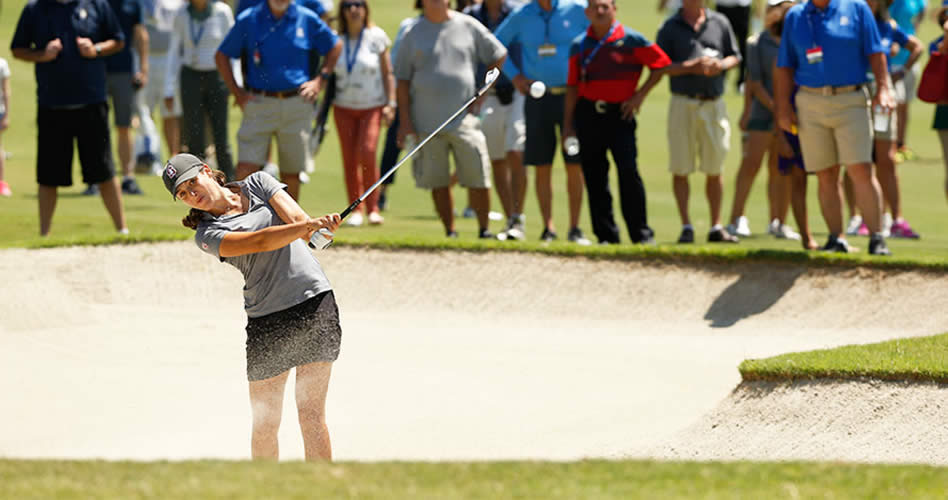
[711,224,723,231]
[682,223,694,231]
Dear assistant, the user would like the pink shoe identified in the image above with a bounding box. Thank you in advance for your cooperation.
[857,222,870,236]
[0,180,10,197]
[890,219,920,239]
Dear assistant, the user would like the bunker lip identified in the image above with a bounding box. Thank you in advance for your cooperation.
[1,242,946,462]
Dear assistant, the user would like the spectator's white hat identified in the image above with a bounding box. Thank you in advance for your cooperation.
[767,0,794,6]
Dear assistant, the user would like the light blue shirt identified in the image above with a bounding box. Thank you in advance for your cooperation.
[492,0,588,87]
[888,0,924,66]
[777,0,884,88]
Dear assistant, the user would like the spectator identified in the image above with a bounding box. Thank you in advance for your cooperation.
[494,0,592,245]
[776,86,820,249]
[104,0,149,195]
[465,0,528,241]
[888,0,927,162]
[656,0,742,244]
[236,0,330,20]
[563,0,670,244]
[775,0,893,255]
[394,0,507,239]
[658,0,682,16]
[0,58,10,197]
[216,0,342,201]
[715,0,752,93]
[11,0,129,236]
[930,0,948,205]
[166,0,236,180]
[135,0,184,173]
[728,0,799,241]
[331,0,394,227]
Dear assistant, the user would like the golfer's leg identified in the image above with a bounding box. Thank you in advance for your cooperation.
[248,369,290,460]
[295,361,333,461]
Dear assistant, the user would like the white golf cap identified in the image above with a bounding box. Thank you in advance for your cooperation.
[767,0,794,6]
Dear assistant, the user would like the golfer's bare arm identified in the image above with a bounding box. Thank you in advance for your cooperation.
[269,190,316,242]
[218,220,327,257]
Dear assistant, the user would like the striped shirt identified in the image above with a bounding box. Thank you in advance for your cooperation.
[567,24,670,103]
[164,2,235,97]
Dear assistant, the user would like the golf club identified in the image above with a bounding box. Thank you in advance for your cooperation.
[310,67,502,249]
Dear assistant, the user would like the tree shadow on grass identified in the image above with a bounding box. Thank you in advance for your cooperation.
[704,267,806,328]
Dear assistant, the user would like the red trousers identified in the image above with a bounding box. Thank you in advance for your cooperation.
[333,105,383,213]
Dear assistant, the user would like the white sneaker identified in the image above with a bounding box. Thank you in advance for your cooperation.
[299,171,310,184]
[367,212,384,225]
[729,215,751,237]
[845,215,863,236]
[345,212,364,227]
[769,219,801,240]
[882,212,893,238]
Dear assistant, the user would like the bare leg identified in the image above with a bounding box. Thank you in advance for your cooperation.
[535,165,554,231]
[728,130,769,224]
[874,139,901,220]
[673,175,690,226]
[706,174,724,227]
[896,102,908,151]
[117,127,133,178]
[249,369,290,460]
[492,159,513,218]
[98,177,127,232]
[281,172,301,201]
[565,163,584,229]
[790,169,818,249]
[767,146,792,224]
[295,362,333,461]
[236,162,260,180]
[815,165,844,236]
[468,187,491,231]
[163,116,181,156]
[432,186,455,234]
[38,185,58,236]
[508,150,526,215]
[842,170,858,220]
[846,162,884,233]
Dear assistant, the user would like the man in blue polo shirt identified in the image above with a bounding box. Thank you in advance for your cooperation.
[12,0,130,237]
[216,0,341,201]
[775,0,894,255]
[493,0,592,245]
[237,0,328,20]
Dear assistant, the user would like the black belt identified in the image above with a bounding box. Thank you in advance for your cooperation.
[580,98,621,114]
[247,86,301,98]
[672,92,720,102]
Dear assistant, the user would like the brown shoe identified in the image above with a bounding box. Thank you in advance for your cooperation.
[708,227,739,243]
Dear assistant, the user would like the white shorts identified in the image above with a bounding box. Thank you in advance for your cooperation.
[893,65,920,104]
[140,53,182,118]
[667,95,730,176]
[480,92,525,161]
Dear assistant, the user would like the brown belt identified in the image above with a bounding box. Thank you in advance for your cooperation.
[247,86,301,98]
[799,84,863,96]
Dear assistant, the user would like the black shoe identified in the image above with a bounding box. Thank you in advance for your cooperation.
[446,230,458,239]
[677,227,694,244]
[121,177,143,195]
[868,234,892,256]
[81,184,99,196]
[708,227,739,243]
[567,227,591,246]
[821,235,851,253]
[478,228,494,239]
[540,228,557,242]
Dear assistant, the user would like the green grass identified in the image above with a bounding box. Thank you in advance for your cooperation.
[740,333,948,383]
[0,1,946,267]
[3,459,948,499]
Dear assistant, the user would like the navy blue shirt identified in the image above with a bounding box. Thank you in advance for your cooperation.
[236,0,325,18]
[105,0,143,73]
[11,0,126,107]
[218,2,338,91]
[777,0,884,87]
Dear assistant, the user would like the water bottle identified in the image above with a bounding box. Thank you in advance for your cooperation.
[873,105,889,134]
[564,136,580,156]
[308,228,334,250]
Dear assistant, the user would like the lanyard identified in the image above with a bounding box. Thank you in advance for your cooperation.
[581,23,617,80]
[539,0,556,43]
[804,6,823,48]
[344,28,364,75]
[189,17,206,47]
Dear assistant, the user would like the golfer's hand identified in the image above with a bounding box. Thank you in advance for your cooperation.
[620,93,645,120]
[76,37,97,58]
[776,103,797,134]
[299,77,324,103]
[512,74,530,96]
[42,38,63,62]
[312,214,341,232]
[233,88,253,110]
[873,86,896,113]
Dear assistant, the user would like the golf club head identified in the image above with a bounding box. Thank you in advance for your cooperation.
[484,68,500,87]
[308,228,334,250]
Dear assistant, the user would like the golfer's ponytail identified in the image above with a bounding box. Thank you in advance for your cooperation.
[181,169,233,230]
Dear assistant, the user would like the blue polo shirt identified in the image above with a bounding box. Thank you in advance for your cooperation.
[218,2,337,92]
[11,0,125,108]
[493,0,589,87]
[105,0,142,73]
[236,0,325,18]
[777,0,884,88]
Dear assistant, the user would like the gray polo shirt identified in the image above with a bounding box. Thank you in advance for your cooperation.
[655,8,740,99]
[746,30,779,123]
[394,12,506,134]
[195,172,332,318]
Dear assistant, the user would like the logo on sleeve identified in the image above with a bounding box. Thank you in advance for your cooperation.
[297,27,304,38]
[202,242,209,250]
[840,16,849,26]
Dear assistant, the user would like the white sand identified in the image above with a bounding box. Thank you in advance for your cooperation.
[0,242,946,462]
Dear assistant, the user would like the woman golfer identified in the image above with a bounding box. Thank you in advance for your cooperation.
[163,153,342,461]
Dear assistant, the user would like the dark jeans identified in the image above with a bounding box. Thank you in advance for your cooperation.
[180,66,234,180]
[716,4,750,90]
[575,99,652,243]
[378,108,400,185]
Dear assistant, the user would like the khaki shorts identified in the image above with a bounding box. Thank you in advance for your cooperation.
[796,88,873,172]
[667,95,730,176]
[893,65,919,104]
[237,95,313,174]
[412,113,491,189]
[480,92,525,161]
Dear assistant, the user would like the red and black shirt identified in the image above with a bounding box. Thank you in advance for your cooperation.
[567,23,671,103]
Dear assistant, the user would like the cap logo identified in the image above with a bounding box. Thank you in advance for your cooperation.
[166,165,177,178]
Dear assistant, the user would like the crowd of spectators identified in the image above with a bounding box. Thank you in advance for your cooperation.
[8,0,948,255]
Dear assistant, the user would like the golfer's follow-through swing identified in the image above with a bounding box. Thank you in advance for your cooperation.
[309,68,501,249]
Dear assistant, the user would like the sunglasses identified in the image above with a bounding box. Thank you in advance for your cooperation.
[342,1,365,8]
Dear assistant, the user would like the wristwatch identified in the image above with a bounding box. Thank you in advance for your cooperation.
[319,70,331,80]
[94,44,102,57]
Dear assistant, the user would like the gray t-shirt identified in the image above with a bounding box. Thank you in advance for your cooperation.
[746,30,779,123]
[655,8,740,99]
[195,172,332,318]
[393,12,506,133]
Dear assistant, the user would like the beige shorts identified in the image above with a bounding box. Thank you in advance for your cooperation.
[893,64,919,104]
[796,88,873,172]
[480,92,525,161]
[667,95,730,176]
[237,95,313,174]
[412,113,491,190]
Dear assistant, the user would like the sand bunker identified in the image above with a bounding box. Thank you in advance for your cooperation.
[1,242,946,462]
